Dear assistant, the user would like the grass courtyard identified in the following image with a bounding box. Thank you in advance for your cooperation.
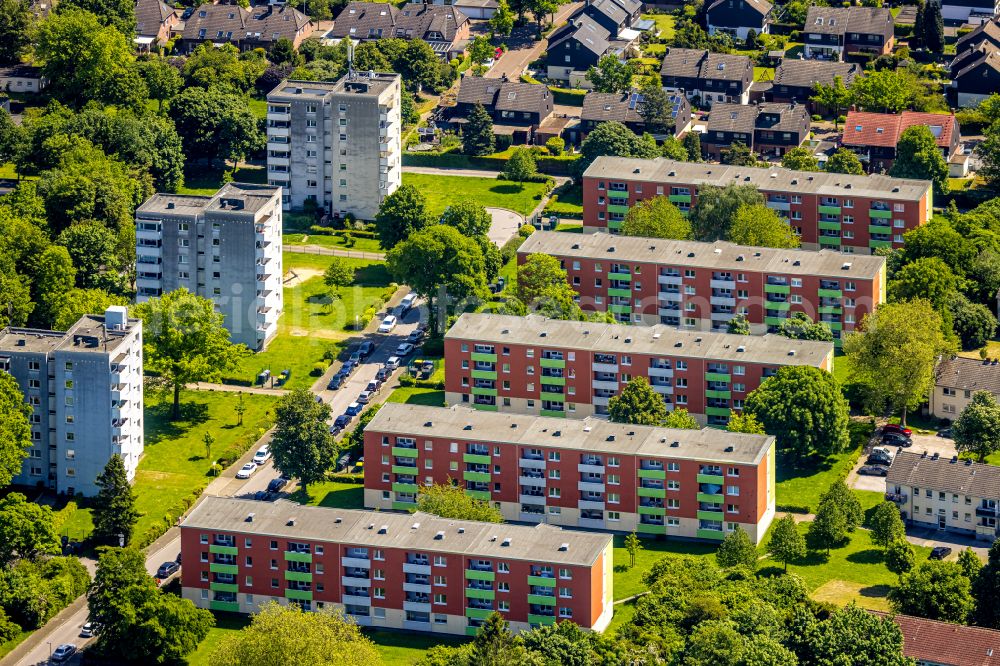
[284,232,384,254]
[400,173,549,219]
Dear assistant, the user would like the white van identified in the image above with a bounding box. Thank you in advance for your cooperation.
[252,445,271,465]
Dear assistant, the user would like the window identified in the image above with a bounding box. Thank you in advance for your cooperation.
[434,594,446,605]
[374,588,385,599]
[498,581,510,592]
[434,576,446,585]
[549,487,561,498]
[560,587,573,598]
[434,555,447,567]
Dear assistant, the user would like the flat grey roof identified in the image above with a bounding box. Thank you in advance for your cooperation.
[519,231,886,280]
[182,496,612,566]
[369,403,774,465]
[136,183,279,217]
[0,328,65,353]
[446,314,833,366]
[583,156,931,201]
[0,315,140,355]
[135,193,211,217]
[269,74,399,101]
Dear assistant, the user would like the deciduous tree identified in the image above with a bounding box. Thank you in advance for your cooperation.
[850,70,916,113]
[503,147,537,185]
[807,498,847,554]
[490,0,514,36]
[768,515,805,572]
[953,391,1000,462]
[889,257,961,311]
[721,141,759,167]
[959,547,983,581]
[869,500,906,548]
[716,526,757,569]
[0,0,34,65]
[59,0,136,37]
[950,294,997,350]
[374,184,429,249]
[440,200,493,238]
[728,203,799,248]
[586,55,634,93]
[889,560,974,623]
[664,408,699,429]
[609,377,668,426]
[891,125,949,196]
[777,312,834,342]
[726,411,765,434]
[886,538,917,575]
[820,479,864,531]
[638,80,678,135]
[826,148,865,175]
[323,258,355,298]
[811,76,852,129]
[0,372,31,488]
[0,493,60,565]
[625,532,641,568]
[781,146,820,171]
[974,540,1000,628]
[620,196,692,239]
[271,389,335,494]
[689,183,764,241]
[576,121,658,176]
[92,454,139,547]
[168,86,263,166]
[416,482,503,522]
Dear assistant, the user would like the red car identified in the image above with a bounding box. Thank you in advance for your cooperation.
[883,424,913,437]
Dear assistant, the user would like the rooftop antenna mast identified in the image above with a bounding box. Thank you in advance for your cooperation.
[347,38,355,78]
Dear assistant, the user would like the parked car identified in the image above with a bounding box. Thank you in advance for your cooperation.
[328,374,345,390]
[415,322,428,334]
[385,356,401,370]
[870,446,895,463]
[882,433,912,447]
[366,379,381,393]
[396,343,414,356]
[357,390,374,405]
[349,351,362,364]
[157,561,180,578]
[883,424,913,437]
[929,546,953,560]
[376,367,392,382]
[51,644,77,662]
[267,476,289,493]
[938,428,953,438]
[406,329,425,345]
[358,340,375,359]
[345,402,363,416]
[252,445,271,465]
[378,315,398,333]
[858,465,889,477]
[399,293,417,313]
[341,360,357,375]
[236,462,258,479]
[79,622,94,638]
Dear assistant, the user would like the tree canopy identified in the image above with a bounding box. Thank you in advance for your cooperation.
[0,372,31,488]
[416,483,504,522]
[608,377,668,426]
[953,391,1000,462]
[271,389,335,493]
[92,454,140,546]
[890,125,949,196]
[374,184,429,250]
[689,183,764,241]
[728,204,800,248]
[620,196,692,239]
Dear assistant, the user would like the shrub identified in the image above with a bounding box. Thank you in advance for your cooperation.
[811,114,822,121]
[308,225,336,236]
[495,134,513,151]
[545,137,565,155]
[399,374,416,387]
[518,224,536,238]
[500,235,526,263]
[311,362,327,376]
[837,115,846,124]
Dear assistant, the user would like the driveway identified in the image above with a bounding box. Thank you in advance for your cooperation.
[848,427,960,495]
[905,526,989,559]
[486,207,524,247]
[486,3,585,80]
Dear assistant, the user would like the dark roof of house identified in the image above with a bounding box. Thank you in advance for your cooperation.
[180,4,310,43]
[548,16,612,56]
[706,0,773,19]
[936,356,1000,394]
[587,0,627,26]
[772,59,859,89]
[0,64,43,79]
[660,47,752,81]
[135,0,175,36]
[886,451,1000,498]
[872,612,1000,666]
[953,44,1000,82]
[456,76,503,106]
[493,81,551,113]
[842,110,958,150]
[329,1,467,41]
[845,6,893,34]
[956,17,1000,52]
[706,102,806,135]
[608,0,640,16]
[581,91,643,123]
[804,6,891,35]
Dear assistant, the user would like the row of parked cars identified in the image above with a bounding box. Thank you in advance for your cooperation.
[858,424,913,476]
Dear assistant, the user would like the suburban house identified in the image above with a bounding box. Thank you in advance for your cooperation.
[705,0,772,41]
[174,3,313,53]
[0,64,47,94]
[769,59,860,108]
[426,0,497,20]
[701,101,810,160]
[841,110,961,174]
[327,2,471,60]
[801,6,894,60]
[580,90,691,138]
[929,356,1000,420]
[875,612,1000,666]
[956,17,1000,55]
[942,0,1000,23]
[886,450,1000,541]
[134,0,178,49]
[659,47,754,106]
[546,16,628,87]
[952,21,1000,108]
[450,76,553,144]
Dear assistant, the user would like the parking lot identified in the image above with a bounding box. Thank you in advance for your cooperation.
[849,427,961,493]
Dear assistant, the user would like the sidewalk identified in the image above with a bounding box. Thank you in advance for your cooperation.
[284,245,386,261]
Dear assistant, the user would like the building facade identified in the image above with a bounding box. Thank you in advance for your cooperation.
[363,403,777,543]
[581,157,933,254]
[267,74,402,221]
[887,451,1000,541]
[180,496,614,635]
[443,313,834,426]
[135,183,283,351]
[928,356,1000,420]
[517,231,886,344]
[3,308,143,496]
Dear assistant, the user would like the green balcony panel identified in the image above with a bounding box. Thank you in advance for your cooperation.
[818,306,842,315]
[465,588,496,600]
[637,486,666,498]
[817,288,842,298]
[765,301,791,311]
[463,453,490,465]
[285,588,312,601]
[704,407,731,417]
[818,205,841,215]
[285,570,313,582]
[527,576,556,587]
[869,239,892,249]
[466,607,494,620]
[868,225,891,235]
[392,500,417,510]
[210,563,239,575]
[471,369,497,380]
[869,208,892,219]
[636,523,666,534]
[539,391,566,402]
[697,492,724,503]
[607,219,623,230]
[764,316,787,326]
[607,190,629,199]
[209,544,238,556]
[391,447,418,458]
[697,473,724,484]
[818,220,841,231]
[823,320,843,330]
[540,357,566,369]
[819,236,841,246]
[471,352,497,363]
[528,614,556,625]
[392,482,418,493]
[473,403,499,412]
[704,372,730,383]
[391,464,418,475]
[764,283,790,294]
[607,204,630,214]
[465,489,491,501]
[697,510,725,521]
[705,389,731,399]
[465,569,496,581]
[638,505,666,516]
[210,582,239,593]
[466,626,481,637]
[668,194,691,203]
[539,409,565,418]
[540,375,566,386]
[607,287,631,298]
[637,468,666,480]
[608,272,632,282]
[697,529,725,540]
[527,594,557,606]
[608,304,632,314]
[210,600,240,612]
[471,386,498,397]
[284,551,312,563]
[463,471,491,483]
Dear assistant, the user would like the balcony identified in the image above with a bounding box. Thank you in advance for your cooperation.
[471,369,497,380]
[578,462,604,474]
[210,562,238,575]
[638,468,666,480]
[210,544,237,556]
[607,189,629,200]
[471,351,497,363]
[697,473,724,484]
[669,193,691,203]
[870,239,893,249]
[466,489,490,501]
[696,529,725,540]
[884,492,906,503]
[519,474,545,486]
[463,471,491,483]
[341,556,370,569]
[286,588,312,601]
[463,452,490,465]
[658,274,682,286]
[284,551,312,563]
[592,362,618,373]
[519,493,546,505]
[638,486,666,498]
[592,380,619,391]
[764,283,790,294]
[578,480,605,493]
[465,569,495,582]
[540,357,566,369]
[284,570,312,582]
[342,575,370,587]
[342,594,371,606]
[466,607,494,620]
[527,594,557,606]
[710,279,735,289]
[818,205,841,215]
[637,523,665,535]
[698,509,725,521]
[819,236,841,246]
[465,587,495,600]
[391,464,417,475]
[528,614,556,625]
[210,600,240,612]
[704,372,730,383]
[391,447,418,458]
[976,506,999,518]
[608,272,631,282]
[638,505,666,516]
[403,582,432,593]
[818,220,841,231]
[869,208,892,219]
[519,458,546,470]
[705,389,731,400]
[527,575,556,587]
[579,499,605,510]
[817,288,842,299]
[710,295,736,307]
[697,492,724,503]
[472,386,498,397]
[392,482,418,493]
[403,562,431,575]
[766,199,790,211]
[403,600,432,613]
[540,375,566,387]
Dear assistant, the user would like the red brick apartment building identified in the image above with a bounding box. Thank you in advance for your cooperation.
[443,313,834,426]
[180,496,613,636]
[364,403,777,543]
[517,231,886,345]
[582,157,933,254]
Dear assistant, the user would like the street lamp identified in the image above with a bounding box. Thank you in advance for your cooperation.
[47,641,52,660]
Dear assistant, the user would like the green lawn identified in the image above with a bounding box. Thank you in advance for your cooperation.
[54,500,94,541]
[775,421,870,513]
[133,391,277,543]
[641,13,675,39]
[0,162,20,179]
[222,257,394,389]
[284,233,384,254]
[543,183,583,218]
[291,480,365,509]
[385,387,446,407]
[185,613,250,666]
[400,173,549,219]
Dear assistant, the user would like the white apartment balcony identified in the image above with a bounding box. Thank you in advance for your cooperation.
[579,518,606,529]
[341,557,370,569]
[379,142,391,151]
[647,366,673,378]
[111,385,129,404]
[135,245,161,257]
[403,601,432,613]
[651,383,674,395]
[592,396,610,406]
[266,140,290,150]
[519,494,546,505]
[658,308,681,318]
[268,156,290,168]
[579,499,605,510]
[519,458,546,470]
[519,472,545,485]
[578,462,604,474]
[403,582,431,593]
[658,291,683,302]
[266,111,290,122]
[767,200,791,211]
[578,481,605,493]
[710,296,736,307]
[136,228,161,241]
[592,362,618,374]
[592,380,619,391]
[341,575,370,587]
[267,126,290,138]
[342,594,371,606]
[402,563,431,576]
[710,279,736,289]
[658,274,682,286]
[710,311,735,322]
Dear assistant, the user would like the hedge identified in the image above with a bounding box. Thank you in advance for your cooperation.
[549,87,587,106]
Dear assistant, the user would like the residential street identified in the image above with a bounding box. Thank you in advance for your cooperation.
[486,3,584,80]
